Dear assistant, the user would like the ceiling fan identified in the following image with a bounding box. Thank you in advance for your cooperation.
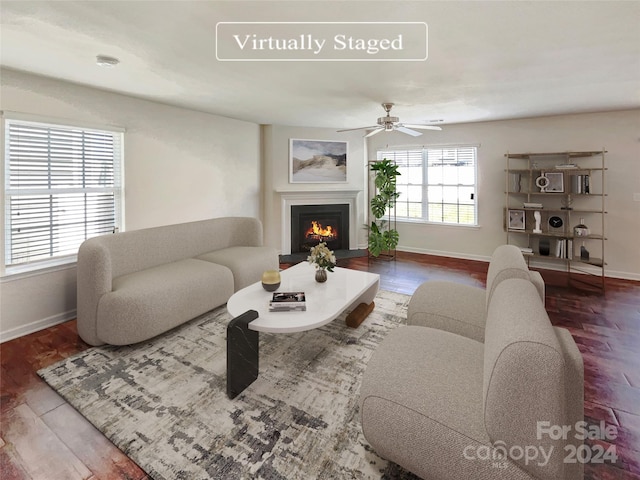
[338,103,443,138]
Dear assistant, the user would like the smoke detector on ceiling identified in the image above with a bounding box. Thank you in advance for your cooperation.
[96,55,120,67]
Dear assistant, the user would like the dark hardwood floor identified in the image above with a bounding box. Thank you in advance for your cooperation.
[1,251,639,479]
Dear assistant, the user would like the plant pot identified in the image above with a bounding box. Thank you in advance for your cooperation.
[369,250,396,261]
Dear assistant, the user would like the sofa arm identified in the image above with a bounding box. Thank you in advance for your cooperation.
[529,270,545,306]
[407,281,487,343]
[225,217,264,248]
[77,239,113,346]
[485,245,531,306]
[553,326,584,480]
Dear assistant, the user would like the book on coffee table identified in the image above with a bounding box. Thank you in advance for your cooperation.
[269,292,306,312]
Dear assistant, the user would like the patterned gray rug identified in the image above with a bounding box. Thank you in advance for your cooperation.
[39,290,419,480]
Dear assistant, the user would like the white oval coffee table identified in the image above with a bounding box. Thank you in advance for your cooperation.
[225,261,380,398]
[227,261,380,333]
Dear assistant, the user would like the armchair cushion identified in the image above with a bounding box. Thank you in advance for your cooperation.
[407,281,486,342]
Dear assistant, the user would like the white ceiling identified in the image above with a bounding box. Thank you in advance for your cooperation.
[1,1,639,129]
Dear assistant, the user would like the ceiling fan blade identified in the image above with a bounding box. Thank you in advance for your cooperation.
[402,124,443,131]
[396,126,423,137]
[337,126,379,132]
[364,128,384,138]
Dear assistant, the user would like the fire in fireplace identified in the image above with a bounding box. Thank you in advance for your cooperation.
[291,204,349,253]
[305,220,337,242]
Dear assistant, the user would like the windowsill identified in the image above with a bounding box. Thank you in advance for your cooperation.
[396,218,481,229]
[1,255,78,281]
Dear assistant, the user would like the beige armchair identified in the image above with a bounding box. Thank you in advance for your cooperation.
[407,244,544,342]
[360,278,584,480]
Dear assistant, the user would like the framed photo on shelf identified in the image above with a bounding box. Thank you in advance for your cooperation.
[544,172,564,193]
[508,209,526,230]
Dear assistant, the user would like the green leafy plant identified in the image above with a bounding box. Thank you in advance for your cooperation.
[368,159,400,257]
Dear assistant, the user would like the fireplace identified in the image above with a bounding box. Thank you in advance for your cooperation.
[291,204,350,253]
[278,190,359,255]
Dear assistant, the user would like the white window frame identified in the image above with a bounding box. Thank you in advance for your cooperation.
[377,145,478,226]
[2,112,124,276]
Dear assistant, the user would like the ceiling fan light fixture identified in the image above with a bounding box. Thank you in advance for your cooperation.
[338,103,444,137]
[96,55,120,67]
[378,115,398,124]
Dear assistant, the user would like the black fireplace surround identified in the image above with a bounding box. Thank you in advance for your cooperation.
[291,204,350,253]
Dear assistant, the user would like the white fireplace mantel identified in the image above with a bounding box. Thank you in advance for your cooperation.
[277,189,362,255]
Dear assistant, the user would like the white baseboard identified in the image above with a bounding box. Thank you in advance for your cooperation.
[397,246,492,263]
[397,247,640,282]
[606,270,640,282]
[0,309,76,343]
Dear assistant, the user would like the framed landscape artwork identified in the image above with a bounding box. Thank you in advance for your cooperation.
[290,139,347,183]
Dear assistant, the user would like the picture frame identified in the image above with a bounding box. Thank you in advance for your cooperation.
[543,172,564,193]
[290,139,347,183]
[508,209,526,230]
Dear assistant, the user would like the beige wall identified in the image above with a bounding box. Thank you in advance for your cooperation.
[367,109,640,279]
[0,69,261,341]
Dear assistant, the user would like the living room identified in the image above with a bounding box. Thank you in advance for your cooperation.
[1,1,639,479]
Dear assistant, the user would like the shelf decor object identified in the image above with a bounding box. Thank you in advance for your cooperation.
[508,210,526,230]
[533,211,542,233]
[544,172,564,193]
[504,150,607,290]
[574,218,590,237]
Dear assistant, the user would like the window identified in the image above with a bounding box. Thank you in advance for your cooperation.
[377,146,477,225]
[4,116,123,270]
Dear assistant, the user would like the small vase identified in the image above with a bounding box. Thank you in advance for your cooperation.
[261,270,281,292]
[574,218,590,237]
[315,268,327,283]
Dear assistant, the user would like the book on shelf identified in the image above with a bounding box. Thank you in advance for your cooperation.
[572,174,590,194]
[523,202,543,209]
[269,292,306,312]
[555,239,573,259]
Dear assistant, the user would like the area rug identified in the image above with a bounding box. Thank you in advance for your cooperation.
[38,290,419,480]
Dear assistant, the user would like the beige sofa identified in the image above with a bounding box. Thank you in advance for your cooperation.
[407,244,545,342]
[77,217,278,346]
[360,277,584,480]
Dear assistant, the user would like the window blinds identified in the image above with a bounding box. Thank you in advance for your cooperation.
[5,120,122,266]
[377,145,477,225]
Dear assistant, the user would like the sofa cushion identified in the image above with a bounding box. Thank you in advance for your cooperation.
[197,246,279,291]
[407,281,486,342]
[97,259,234,345]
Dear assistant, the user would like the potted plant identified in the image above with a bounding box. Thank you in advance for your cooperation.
[307,241,336,282]
[368,158,400,258]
